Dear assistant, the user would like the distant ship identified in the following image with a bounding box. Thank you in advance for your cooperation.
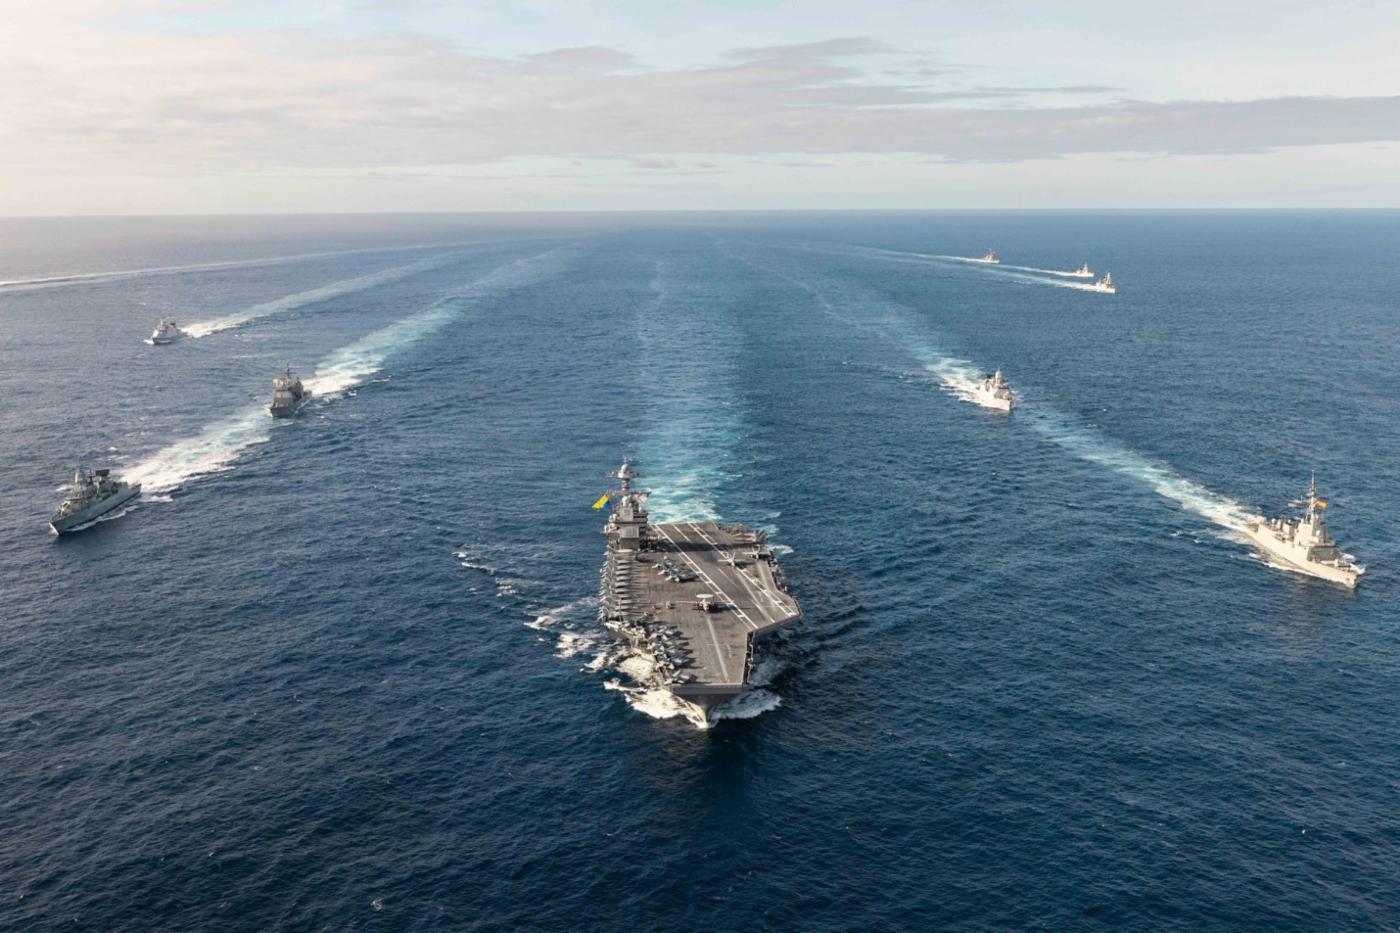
[1244,475,1363,588]
[971,249,1000,264]
[269,365,311,417]
[1069,263,1093,278]
[1087,272,1115,294]
[50,465,141,533]
[972,369,1014,412]
[148,320,184,344]
[597,460,801,724]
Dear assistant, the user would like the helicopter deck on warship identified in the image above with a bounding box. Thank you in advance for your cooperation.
[597,461,800,720]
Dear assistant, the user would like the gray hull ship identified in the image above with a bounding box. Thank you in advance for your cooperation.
[597,460,801,723]
[50,465,141,533]
[269,365,310,417]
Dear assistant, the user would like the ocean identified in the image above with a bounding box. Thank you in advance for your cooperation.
[2,211,1398,930]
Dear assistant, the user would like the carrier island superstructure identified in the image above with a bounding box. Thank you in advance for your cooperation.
[597,460,801,722]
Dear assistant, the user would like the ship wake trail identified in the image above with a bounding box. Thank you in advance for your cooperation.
[1021,409,1260,532]
[183,256,459,337]
[896,319,1259,531]
[123,249,574,495]
[998,264,1092,278]
[0,240,494,294]
[982,269,1109,292]
[788,243,1104,291]
[633,259,745,525]
[747,247,1259,536]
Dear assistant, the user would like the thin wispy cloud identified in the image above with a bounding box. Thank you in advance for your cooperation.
[1,1,1398,210]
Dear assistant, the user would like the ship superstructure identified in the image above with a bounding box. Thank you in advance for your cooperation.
[50,465,141,533]
[269,365,310,417]
[149,320,183,344]
[1244,474,1363,588]
[1088,272,1115,294]
[972,369,1014,412]
[597,459,801,723]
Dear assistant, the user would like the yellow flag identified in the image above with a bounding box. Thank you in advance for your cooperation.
[591,494,610,510]
[1315,499,1328,509]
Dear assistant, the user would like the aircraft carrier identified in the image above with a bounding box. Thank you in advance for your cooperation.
[597,460,801,723]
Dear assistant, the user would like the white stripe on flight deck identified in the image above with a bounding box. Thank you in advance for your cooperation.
[651,524,745,682]
[685,522,790,622]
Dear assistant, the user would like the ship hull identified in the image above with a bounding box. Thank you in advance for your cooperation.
[269,394,311,418]
[974,394,1012,412]
[1243,524,1360,588]
[50,484,142,534]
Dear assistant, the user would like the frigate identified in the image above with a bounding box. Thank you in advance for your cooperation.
[973,369,1014,412]
[596,460,800,723]
[50,465,141,533]
[1087,272,1116,294]
[149,320,184,344]
[972,249,1000,264]
[1244,474,1363,588]
[1069,263,1093,278]
[269,365,310,417]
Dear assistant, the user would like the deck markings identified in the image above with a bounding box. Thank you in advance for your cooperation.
[651,524,755,682]
[685,522,792,620]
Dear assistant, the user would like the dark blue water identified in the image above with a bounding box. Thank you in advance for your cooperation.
[3,212,1398,931]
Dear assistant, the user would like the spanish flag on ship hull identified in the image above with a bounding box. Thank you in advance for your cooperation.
[591,494,610,510]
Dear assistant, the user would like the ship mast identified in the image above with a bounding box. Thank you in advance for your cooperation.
[604,458,649,551]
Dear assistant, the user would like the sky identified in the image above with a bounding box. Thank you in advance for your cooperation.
[2,0,1399,214]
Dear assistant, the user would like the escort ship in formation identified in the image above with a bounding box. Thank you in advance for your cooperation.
[52,362,312,533]
[269,365,311,417]
[49,465,141,534]
[1245,475,1364,588]
[596,460,801,724]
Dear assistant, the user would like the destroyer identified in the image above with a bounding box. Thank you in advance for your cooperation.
[269,365,310,417]
[1069,263,1093,278]
[596,460,801,724]
[1244,475,1363,588]
[149,320,183,344]
[972,369,1014,412]
[1087,272,1115,294]
[50,465,141,533]
[971,249,1000,264]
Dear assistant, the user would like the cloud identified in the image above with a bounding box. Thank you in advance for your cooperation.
[975,85,1124,95]
[0,15,1397,181]
[722,37,897,63]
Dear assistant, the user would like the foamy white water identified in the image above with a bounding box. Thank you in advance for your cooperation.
[183,256,458,337]
[976,268,1110,292]
[123,406,276,494]
[999,263,1094,278]
[125,249,572,494]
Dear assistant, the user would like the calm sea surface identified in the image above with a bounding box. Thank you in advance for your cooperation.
[2,212,1398,931]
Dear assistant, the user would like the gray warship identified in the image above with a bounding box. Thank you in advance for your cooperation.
[597,460,801,723]
[50,465,141,534]
[269,365,310,417]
